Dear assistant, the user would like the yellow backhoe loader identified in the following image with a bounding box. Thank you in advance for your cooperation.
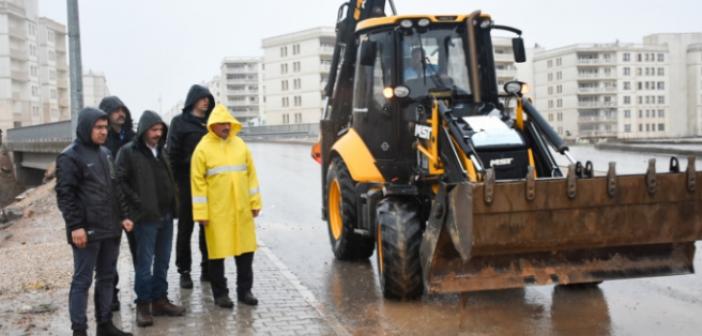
[312,0,702,299]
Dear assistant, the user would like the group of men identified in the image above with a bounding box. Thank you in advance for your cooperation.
[55,84,262,336]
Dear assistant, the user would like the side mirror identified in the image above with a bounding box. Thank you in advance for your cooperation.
[359,41,377,66]
[512,37,526,63]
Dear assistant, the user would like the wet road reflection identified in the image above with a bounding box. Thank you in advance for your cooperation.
[250,142,702,335]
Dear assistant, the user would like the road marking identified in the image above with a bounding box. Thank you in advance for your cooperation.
[258,241,351,336]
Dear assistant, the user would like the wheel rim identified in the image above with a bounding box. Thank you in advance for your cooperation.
[328,179,343,240]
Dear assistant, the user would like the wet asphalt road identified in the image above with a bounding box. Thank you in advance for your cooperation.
[249,142,702,336]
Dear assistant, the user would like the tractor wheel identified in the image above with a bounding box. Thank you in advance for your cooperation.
[376,197,424,300]
[325,157,375,260]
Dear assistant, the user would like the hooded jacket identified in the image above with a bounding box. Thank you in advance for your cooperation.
[115,111,178,223]
[190,104,262,259]
[99,96,135,157]
[166,85,215,197]
[56,107,124,244]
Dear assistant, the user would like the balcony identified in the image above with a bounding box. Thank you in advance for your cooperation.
[9,47,29,61]
[577,58,616,65]
[320,64,331,72]
[493,53,514,63]
[577,101,617,108]
[577,72,617,80]
[577,86,617,94]
[0,1,26,17]
[320,46,335,55]
[495,68,517,79]
[577,115,617,124]
[11,70,29,82]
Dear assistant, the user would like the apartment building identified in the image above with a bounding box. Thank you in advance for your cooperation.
[0,0,68,133]
[533,33,702,140]
[82,70,109,107]
[261,27,335,125]
[219,58,260,125]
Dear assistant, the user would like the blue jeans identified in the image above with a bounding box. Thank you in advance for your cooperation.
[69,237,120,331]
[134,215,173,303]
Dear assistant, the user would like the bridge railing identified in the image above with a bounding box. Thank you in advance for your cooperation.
[239,123,319,139]
[5,120,72,153]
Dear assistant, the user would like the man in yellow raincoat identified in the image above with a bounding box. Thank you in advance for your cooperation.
[190,104,262,308]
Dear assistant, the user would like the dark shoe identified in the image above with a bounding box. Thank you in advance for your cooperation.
[180,273,193,289]
[238,291,258,306]
[152,297,186,316]
[200,271,210,282]
[96,320,132,336]
[111,295,120,312]
[214,296,234,309]
[135,303,153,327]
[72,330,87,336]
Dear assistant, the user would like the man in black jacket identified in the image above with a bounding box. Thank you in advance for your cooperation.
[167,84,215,289]
[116,111,186,327]
[56,107,133,336]
[98,95,136,311]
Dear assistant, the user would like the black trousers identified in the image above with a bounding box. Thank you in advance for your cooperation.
[175,196,208,275]
[209,252,254,299]
[113,230,137,300]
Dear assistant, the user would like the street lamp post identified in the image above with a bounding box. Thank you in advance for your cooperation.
[67,0,83,139]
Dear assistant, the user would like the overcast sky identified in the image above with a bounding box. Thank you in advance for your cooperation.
[38,0,701,117]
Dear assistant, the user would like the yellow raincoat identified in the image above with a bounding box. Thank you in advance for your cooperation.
[190,104,262,259]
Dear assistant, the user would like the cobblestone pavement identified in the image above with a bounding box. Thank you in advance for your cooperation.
[110,241,346,336]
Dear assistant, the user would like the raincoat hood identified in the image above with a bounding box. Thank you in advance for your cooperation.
[98,96,133,131]
[136,110,168,148]
[182,84,215,117]
[76,107,108,146]
[206,104,242,139]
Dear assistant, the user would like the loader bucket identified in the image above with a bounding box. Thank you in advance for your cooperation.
[420,159,702,293]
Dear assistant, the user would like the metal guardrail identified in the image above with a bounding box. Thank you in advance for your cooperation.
[6,120,72,143]
[239,123,319,138]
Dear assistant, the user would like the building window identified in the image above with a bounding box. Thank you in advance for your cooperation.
[548,113,554,121]
[292,44,301,55]
[31,86,39,96]
[548,100,554,108]
[557,112,563,121]
[658,67,665,76]
[658,109,665,118]
[624,110,631,118]
[280,46,288,57]
[281,80,288,91]
[646,124,650,132]
[556,71,563,80]
[658,96,665,104]
[637,96,643,104]
[548,87,553,95]
[623,67,630,76]
[293,61,301,72]
[280,63,288,74]
[556,99,562,108]
[556,85,562,94]
[638,110,643,118]
[547,60,553,68]
[637,53,642,62]
[548,73,553,81]
[282,97,289,107]
[282,114,289,124]
[623,96,631,105]
[657,53,664,62]
[556,58,562,66]
[657,82,665,90]
[293,78,301,90]
[636,67,642,76]
[658,123,665,131]
[624,124,631,133]
[293,96,302,107]
[623,53,630,62]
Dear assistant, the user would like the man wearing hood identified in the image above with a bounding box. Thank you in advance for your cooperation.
[116,111,185,327]
[98,95,136,312]
[191,104,262,308]
[56,107,133,336]
[167,84,215,289]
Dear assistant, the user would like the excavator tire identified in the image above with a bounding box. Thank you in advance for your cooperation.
[326,157,375,260]
[376,197,424,300]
